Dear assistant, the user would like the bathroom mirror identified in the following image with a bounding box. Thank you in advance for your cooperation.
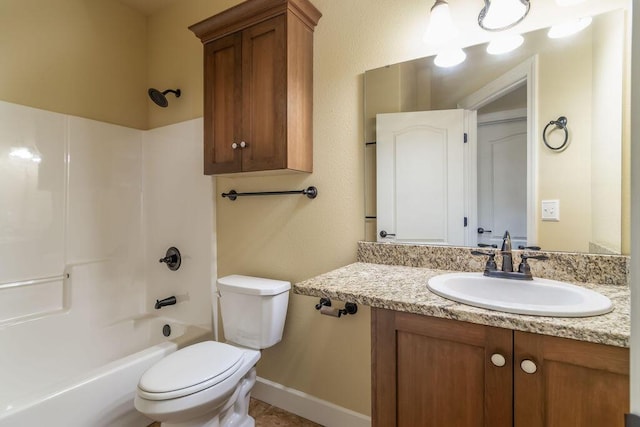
[364,6,630,254]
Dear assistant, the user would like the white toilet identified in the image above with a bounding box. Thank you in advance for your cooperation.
[134,275,291,427]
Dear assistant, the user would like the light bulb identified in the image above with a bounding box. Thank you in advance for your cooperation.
[434,48,466,68]
[424,0,458,44]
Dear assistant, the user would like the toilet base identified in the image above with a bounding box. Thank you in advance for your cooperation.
[159,368,257,427]
[160,415,254,427]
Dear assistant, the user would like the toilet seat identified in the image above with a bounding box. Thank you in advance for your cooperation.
[138,341,244,401]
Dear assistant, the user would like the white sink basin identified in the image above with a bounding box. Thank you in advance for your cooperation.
[427,272,613,317]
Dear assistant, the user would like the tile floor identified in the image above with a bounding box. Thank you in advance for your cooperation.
[148,398,322,426]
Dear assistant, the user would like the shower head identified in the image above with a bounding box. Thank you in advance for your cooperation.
[148,88,181,108]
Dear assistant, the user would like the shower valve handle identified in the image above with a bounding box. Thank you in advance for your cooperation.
[159,247,181,271]
[159,254,177,264]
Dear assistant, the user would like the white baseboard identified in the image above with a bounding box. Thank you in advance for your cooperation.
[251,376,371,427]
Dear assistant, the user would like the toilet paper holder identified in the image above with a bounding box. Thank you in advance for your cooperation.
[315,297,358,318]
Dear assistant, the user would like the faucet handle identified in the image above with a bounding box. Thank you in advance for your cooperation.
[517,253,550,276]
[471,250,497,271]
[478,243,498,248]
[471,249,494,256]
[521,253,549,261]
[518,245,541,251]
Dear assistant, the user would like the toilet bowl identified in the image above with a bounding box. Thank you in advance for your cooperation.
[135,275,290,427]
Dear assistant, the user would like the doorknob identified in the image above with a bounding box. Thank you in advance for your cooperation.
[477,227,492,234]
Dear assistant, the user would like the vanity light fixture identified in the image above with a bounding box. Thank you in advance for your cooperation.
[434,47,466,68]
[486,33,524,54]
[547,16,592,39]
[423,0,459,44]
[478,0,530,32]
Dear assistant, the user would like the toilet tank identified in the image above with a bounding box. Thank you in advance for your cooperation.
[217,275,291,349]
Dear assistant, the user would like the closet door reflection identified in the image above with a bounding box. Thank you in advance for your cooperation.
[477,112,527,249]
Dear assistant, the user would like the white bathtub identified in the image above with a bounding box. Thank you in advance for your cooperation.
[0,314,210,427]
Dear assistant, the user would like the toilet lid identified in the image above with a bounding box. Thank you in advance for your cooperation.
[138,341,244,400]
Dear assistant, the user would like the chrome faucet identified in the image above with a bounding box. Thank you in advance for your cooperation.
[471,230,548,280]
[501,231,513,272]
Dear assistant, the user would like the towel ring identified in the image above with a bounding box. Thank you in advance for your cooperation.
[543,116,569,151]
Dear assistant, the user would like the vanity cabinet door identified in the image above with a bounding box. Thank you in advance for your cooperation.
[514,331,629,427]
[372,309,513,427]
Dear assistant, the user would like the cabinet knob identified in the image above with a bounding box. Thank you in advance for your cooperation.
[240,141,247,148]
[490,353,506,367]
[520,359,538,374]
[232,142,238,150]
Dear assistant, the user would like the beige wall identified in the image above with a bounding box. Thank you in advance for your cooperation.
[0,0,148,129]
[591,9,625,253]
[3,0,633,417]
[536,27,593,252]
[2,0,429,415]
[145,0,633,413]
[146,0,450,415]
[146,0,242,129]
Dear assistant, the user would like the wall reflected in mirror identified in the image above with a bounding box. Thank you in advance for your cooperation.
[364,6,630,255]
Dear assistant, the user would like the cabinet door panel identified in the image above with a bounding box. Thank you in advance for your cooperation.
[242,15,287,171]
[204,34,242,174]
[372,309,512,427]
[397,330,485,427]
[514,331,629,427]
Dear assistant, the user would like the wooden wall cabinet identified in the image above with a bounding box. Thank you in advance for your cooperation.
[189,0,321,176]
[372,308,629,427]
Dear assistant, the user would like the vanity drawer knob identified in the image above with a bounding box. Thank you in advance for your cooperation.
[490,353,506,367]
[232,142,239,150]
[520,359,538,374]
[240,141,247,148]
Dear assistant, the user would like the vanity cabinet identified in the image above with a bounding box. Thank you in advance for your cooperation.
[372,308,629,427]
[189,0,321,176]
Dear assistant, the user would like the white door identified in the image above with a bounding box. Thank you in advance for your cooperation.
[476,114,527,249]
[376,110,468,245]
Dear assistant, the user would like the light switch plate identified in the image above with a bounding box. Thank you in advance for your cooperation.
[541,199,560,221]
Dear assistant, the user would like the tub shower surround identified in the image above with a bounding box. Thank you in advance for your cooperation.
[0,101,214,426]
[294,242,630,348]
[0,315,208,426]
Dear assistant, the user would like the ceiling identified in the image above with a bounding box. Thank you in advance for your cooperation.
[118,0,179,16]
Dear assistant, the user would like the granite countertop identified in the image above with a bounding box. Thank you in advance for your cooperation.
[294,262,630,348]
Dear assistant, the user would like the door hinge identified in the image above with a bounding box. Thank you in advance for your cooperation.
[464,133,468,143]
[464,217,468,227]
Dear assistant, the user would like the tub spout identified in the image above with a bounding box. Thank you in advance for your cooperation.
[155,296,176,309]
